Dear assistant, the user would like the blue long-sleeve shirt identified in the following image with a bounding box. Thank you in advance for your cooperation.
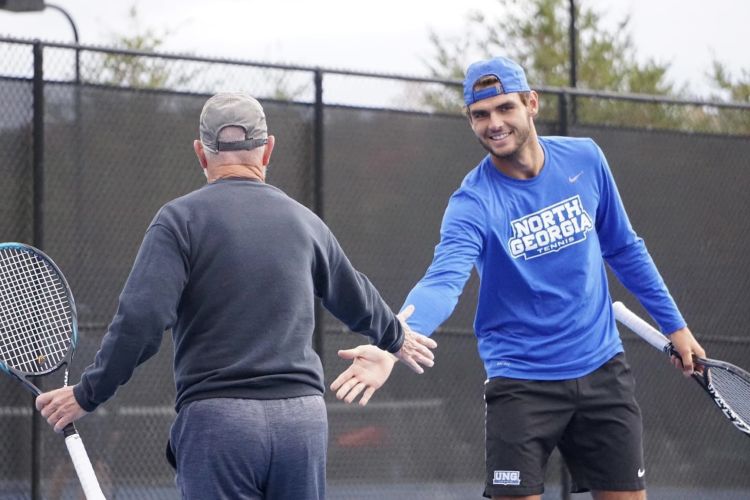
[403,136,685,380]
[75,178,403,412]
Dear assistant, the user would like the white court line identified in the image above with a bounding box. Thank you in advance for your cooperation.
[327,398,445,412]
[0,405,173,418]
[0,399,445,417]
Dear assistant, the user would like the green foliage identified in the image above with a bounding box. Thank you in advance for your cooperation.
[422,0,678,119]
[711,62,750,103]
[704,62,750,133]
[89,6,308,101]
[93,6,196,89]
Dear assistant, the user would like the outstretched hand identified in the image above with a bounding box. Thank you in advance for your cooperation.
[330,305,437,405]
[330,345,397,406]
[393,305,437,374]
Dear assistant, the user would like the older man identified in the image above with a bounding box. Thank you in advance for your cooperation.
[36,92,436,500]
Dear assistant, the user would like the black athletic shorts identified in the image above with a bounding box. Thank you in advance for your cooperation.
[483,352,646,498]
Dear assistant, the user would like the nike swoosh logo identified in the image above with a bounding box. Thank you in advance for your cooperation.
[637,468,645,478]
[568,171,583,183]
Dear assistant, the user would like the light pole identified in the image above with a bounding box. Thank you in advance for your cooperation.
[0,0,80,82]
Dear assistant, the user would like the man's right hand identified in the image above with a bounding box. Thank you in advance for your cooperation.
[393,305,437,374]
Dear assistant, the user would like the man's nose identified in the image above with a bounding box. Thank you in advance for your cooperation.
[489,111,504,129]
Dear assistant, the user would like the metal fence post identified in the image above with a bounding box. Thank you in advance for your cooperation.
[568,0,578,127]
[313,68,325,360]
[558,91,570,137]
[31,39,44,500]
[32,41,44,249]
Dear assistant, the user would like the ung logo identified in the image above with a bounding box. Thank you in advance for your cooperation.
[493,470,521,485]
[508,195,593,260]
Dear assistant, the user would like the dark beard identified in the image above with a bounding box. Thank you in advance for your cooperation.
[479,138,519,161]
[477,121,532,162]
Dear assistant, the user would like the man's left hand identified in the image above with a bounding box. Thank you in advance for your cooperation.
[330,345,397,406]
[669,326,706,377]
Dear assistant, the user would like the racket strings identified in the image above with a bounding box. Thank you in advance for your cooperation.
[0,248,73,374]
[708,368,750,425]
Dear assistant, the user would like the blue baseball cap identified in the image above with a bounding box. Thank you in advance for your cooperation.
[463,57,530,106]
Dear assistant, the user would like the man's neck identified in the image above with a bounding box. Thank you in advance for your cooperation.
[490,137,545,180]
[207,164,265,183]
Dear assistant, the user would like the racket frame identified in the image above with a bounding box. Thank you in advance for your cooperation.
[612,301,750,437]
[0,242,105,499]
[0,242,79,394]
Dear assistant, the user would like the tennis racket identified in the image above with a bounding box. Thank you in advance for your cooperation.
[0,243,105,499]
[613,301,750,438]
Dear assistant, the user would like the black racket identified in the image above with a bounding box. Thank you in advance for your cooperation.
[613,301,750,437]
[0,242,105,499]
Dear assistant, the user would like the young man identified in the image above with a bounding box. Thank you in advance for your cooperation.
[332,57,705,500]
[35,92,437,500]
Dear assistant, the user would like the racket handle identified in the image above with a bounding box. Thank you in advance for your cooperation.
[64,424,106,500]
[612,301,672,353]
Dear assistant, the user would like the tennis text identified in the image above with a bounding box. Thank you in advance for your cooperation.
[508,195,593,260]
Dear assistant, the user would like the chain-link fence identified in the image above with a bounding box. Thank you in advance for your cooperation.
[0,38,748,500]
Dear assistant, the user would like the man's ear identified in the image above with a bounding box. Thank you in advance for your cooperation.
[193,140,208,169]
[262,135,276,167]
[527,91,540,118]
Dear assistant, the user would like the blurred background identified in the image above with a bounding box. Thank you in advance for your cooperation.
[1,1,748,499]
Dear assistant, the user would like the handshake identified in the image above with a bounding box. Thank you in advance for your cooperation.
[330,305,437,406]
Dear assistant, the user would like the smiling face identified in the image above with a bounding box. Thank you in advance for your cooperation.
[467,89,539,165]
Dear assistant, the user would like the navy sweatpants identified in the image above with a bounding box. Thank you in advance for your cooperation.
[170,396,328,499]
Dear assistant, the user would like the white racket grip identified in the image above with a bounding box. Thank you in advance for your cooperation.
[612,301,671,353]
[65,432,106,499]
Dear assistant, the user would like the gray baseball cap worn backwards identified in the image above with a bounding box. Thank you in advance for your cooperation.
[463,56,530,106]
[199,92,268,152]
